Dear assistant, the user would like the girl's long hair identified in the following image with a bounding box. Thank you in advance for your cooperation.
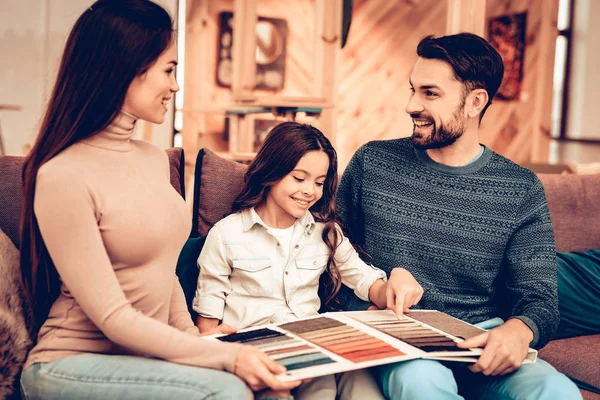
[20,0,174,337]
[232,122,342,309]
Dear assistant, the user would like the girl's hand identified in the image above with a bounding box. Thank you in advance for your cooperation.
[234,345,302,392]
[198,323,238,336]
[383,267,424,317]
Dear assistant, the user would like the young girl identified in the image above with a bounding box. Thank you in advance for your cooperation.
[19,1,300,398]
[193,122,423,399]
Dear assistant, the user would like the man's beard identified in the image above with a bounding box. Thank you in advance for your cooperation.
[410,107,466,150]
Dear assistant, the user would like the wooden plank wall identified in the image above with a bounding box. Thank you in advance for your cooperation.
[338,0,557,168]
[481,0,558,163]
[336,0,447,168]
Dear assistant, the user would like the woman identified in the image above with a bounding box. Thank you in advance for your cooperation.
[19,1,300,398]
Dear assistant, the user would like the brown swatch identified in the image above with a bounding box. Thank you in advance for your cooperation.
[408,311,484,340]
[280,316,405,362]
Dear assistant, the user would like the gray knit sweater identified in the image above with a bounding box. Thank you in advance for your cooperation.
[336,138,559,349]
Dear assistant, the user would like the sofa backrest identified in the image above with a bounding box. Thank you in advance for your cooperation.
[0,156,24,250]
[0,148,186,249]
[165,147,186,200]
[191,148,247,237]
[538,173,600,253]
[190,150,600,253]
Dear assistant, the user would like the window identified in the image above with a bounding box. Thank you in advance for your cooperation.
[551,0,573,139]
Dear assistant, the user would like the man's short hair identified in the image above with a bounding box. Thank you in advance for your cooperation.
[417,33,504,120]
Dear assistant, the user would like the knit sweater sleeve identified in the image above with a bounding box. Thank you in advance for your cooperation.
[34,166,241,371]
[504,178,559,349]
[336,145,373,311]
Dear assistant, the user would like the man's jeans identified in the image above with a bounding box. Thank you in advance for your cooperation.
[372,318,582,400]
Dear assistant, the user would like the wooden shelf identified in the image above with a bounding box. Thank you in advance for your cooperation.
[216,151,257,162]
[0,104,23,112]
[226,107,324,119]
[183,106,229,114]
[231,95,333,109]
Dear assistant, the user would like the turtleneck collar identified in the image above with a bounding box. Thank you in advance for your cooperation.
[82,111,138,152]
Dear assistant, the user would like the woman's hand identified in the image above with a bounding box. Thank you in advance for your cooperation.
[371,268,423,317]
[234,345,302,392]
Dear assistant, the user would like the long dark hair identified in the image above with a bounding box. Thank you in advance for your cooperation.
[232,122,342,309]
[20,0,174,336]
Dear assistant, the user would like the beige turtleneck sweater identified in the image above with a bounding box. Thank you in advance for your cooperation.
[24,112,241,372]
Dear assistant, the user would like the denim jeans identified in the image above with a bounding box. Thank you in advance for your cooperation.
[20,353,249,400]
[372,318,582,400]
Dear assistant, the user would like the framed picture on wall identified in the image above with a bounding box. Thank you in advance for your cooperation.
[488,12,527,101]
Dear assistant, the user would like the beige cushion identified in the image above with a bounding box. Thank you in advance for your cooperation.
[165,147,186,200]
[192,149,247,237]
[0,228,32,398]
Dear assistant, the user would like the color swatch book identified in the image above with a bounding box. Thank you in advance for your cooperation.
[209,310,537,381]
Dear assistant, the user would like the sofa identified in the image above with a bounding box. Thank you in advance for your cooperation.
[191,149,600,399]
[535,174,600,399]
[1,147,598,399]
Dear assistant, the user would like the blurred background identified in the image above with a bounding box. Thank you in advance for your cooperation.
[1,0,599,181]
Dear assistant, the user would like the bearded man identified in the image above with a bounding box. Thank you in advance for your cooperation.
[336,33,581,400]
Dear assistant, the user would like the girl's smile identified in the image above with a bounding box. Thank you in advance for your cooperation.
[256,150,329,229]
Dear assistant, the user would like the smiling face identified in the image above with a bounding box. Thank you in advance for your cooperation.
[264,150,330,227]
[406,57,468,149]
[122,42,179,124]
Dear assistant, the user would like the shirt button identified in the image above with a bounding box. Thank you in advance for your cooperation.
[277,243,280,246]
[269,318,275,323]
[285,271,289,275]
[294,245,299,249]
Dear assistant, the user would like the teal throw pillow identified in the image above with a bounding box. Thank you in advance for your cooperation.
[175,236,206,320]
[554,249,600,339]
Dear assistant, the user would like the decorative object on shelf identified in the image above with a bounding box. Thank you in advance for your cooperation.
[216,12,288,90]
[204,0,341,163]
[253,118,279,150]
[488,12,527,101]
[224,96,329,158]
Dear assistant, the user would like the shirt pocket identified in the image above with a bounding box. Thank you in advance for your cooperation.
[231,258,274,297]
[295,255,329,288]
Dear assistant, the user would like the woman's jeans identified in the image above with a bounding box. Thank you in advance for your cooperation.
[20,353,249,400]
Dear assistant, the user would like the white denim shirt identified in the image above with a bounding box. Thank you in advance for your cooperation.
[193,208,386,329]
